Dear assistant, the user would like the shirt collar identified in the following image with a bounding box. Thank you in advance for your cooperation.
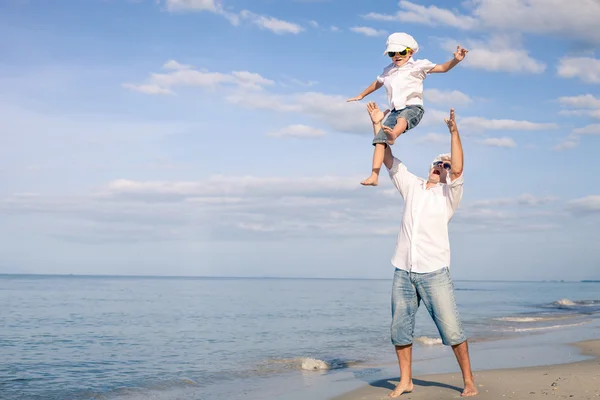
[390,57,415,71]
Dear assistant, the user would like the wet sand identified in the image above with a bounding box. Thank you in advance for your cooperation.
[331,340,600,400]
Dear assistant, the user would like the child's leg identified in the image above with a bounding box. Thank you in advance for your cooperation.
[361,143,386,186]
[386,106,425,145]
[386,118,408,146]
[361,109,397,186]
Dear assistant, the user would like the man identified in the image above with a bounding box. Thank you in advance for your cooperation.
[365,102,477,398]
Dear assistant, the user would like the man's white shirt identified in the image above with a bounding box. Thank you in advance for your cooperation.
[387,157,463,273]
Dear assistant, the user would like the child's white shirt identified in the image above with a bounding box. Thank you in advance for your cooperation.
[377,57,436,111]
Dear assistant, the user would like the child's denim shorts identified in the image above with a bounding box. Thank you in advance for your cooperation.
[372,105,424,146]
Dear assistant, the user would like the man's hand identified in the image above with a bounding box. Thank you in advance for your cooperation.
[453,46,469,62]
[367,101,389,125]
[445,108,459,134]
[347,95,363,102]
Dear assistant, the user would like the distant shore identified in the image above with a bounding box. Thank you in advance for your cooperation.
[331,339,600,400]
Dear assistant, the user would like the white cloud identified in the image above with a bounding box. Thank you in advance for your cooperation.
[472,0,600,45]
[363,0,477,30]
[230,71,276,90]
[163,60,193,70]
[330,26,341,32]
[350,26,387,37]
[441,35,546,74]
[471,194,555,208]
[166,0,217,12]
[477,137,517,148]
[122,83,174,95]
[461,116,557,131]
[239,10,304,34]
[568,195,600,213]
[267,124,326,138]
[363,0,600,45]
[414,132,448,145]
[559,109,600,119]
[557,94,600,120]
[0,172,581,243]
[573,124,600,135]
[309,20,319,28]
[123,62,275,95]
[164,1,303,34]
[558,94,600,109]
[424,89,472,105]
[226,90,371,135]
[557,57,600,84]
[553,136,580,151]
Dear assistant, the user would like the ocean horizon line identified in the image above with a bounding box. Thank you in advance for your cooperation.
[0,272,594,283]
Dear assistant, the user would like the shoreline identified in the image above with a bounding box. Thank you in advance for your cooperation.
[330,339,600,400]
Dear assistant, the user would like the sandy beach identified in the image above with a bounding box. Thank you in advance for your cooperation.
[331,340,600,400]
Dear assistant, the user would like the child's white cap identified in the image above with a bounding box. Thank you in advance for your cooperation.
[383,32,419,55]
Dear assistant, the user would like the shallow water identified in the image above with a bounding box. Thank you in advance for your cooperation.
[1,275,599,400]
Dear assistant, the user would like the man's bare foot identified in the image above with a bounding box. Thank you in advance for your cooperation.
[366,102,389,125]
[388,381,413,398]
[360,174,378,186]
[461,380,478,397]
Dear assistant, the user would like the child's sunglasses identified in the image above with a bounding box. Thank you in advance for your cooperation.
[433,161,452,170]
[388,48,411,57]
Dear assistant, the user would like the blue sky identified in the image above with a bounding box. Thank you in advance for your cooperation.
[1,0,599,280]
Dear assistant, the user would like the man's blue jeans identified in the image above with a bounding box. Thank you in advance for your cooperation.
[391,267,467,346]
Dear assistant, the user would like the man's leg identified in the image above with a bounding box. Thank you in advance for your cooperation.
[416,268,478,397]
[390,268,419,398]
[452,340,477,396]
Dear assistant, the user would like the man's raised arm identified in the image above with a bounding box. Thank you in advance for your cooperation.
[445,108,463,181]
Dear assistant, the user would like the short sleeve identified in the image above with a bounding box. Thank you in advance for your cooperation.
[415,59,437,74]
[388,157,419,199]
[377,64,393,83]
[444,173,464,216]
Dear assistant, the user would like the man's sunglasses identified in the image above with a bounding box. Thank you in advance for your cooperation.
[433,161,451,170]
[388,48,411,57]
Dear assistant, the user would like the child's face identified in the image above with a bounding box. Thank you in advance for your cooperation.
[388,50,413,67]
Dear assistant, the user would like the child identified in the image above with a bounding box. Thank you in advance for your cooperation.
[347,32,468,186]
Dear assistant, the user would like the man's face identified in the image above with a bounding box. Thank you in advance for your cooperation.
[428,159,451,184]
[388,49,413,67]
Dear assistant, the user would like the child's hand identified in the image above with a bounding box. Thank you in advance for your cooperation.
[453,46,469,61]
[347,95,363,102]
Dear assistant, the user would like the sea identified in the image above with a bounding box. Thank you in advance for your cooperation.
[1,274,600,400]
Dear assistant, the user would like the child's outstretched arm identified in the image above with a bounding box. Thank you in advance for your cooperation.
[430,46,469,73]
[347,79,383,102]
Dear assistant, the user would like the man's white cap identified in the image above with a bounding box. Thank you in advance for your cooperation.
[383,32,419,55]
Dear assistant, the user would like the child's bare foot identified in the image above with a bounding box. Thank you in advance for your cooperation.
[360,173,379,186]
[388,380,414,398]
[366,102,389,125]
[381,125,398,145]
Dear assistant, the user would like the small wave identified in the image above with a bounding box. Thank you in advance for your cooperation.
[500,321,589,333]
[259,356,360,373]
[414,336,442,345]
[494,316,571,323]
[553,299,600,307]
[555,298,577,307]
